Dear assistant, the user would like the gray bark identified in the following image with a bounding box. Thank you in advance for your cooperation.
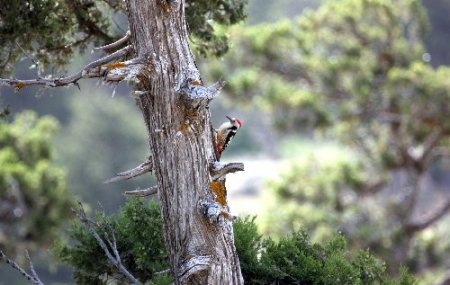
[126,1,244,284]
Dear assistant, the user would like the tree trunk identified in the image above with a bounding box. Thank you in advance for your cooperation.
[126,1,244,284]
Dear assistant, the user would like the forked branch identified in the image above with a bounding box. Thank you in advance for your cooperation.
[0,250,44,285]
[0,45,135,91]
[75,202,139,284]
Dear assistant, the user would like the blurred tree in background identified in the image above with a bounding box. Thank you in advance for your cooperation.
[55,92,150,213]
[205,0,450,281]
[0,111,73,257]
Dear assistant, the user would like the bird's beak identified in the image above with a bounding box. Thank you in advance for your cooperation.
[226,115,233,122]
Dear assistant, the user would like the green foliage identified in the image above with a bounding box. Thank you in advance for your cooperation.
[54,198,170,284]
[260,154,378,243]
[55,201,417,284]
[0,111,73,256]
[207,0,443,155]
[0,0,247,75]
[186,0,248,57]
[233,217,265,281]
[0,105,10,120]
[0,0,120,75]
[234,217,417,285]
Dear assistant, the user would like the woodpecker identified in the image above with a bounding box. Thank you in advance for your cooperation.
[215,116,243,158]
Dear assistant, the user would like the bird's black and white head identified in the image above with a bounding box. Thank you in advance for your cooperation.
[223,115,243,131]
[215,115,244,155]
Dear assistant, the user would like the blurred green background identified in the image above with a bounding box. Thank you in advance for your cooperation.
[1,0,450,284]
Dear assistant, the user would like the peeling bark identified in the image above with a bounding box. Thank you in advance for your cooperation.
[126,1,243,284]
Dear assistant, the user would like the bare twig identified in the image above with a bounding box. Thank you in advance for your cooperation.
[25,250,44,285]
[0,250,44,285]
[104,158,153,184]
[16,42,42,78]
[124,186,158,197]
[76,202,139,284]
[154,268,171,276]
[94,31,131,53]
[210,162,244,180]
[0,45,134,90]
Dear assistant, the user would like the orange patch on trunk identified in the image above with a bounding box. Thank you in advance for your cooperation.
[159,1,170,13]
[14,82,27,92]
[190,80,203,86]
[107,62,126,70]
[210,181,227,206]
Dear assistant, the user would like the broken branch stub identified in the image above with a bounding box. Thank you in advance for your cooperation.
[104,158,153,184]
[179,79,226,108]
[210,161,245,181]
[123,186,158,197]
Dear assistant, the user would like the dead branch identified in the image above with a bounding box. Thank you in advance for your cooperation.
[75,202,139,284]
[124,186,158,197]
[0,250,44,285]
[104,158,153,184]
[154,268,171,276]
[0,45,134,91]
[25,250,43,285]
[210,162,244,180]
[16,42,42,79]
[93,31,131,53]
